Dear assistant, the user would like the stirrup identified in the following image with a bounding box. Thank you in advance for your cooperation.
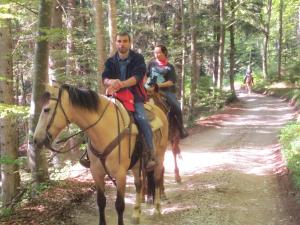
[79,150,90,168]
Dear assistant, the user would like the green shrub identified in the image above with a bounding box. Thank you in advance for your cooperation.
[280,122,300,188]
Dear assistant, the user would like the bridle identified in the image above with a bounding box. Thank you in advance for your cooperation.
[44,87,110,153]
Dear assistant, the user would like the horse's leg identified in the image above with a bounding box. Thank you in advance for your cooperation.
[153,163,164,215]
[93,173,106,225]
[131,166,142,224]
[141,167,147,203]
[96,187,107,225]
[172,135,182,183]
[115,173,126,225]
[160,166,167,200]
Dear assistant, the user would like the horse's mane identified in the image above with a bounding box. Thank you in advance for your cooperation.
[61,84,100,112]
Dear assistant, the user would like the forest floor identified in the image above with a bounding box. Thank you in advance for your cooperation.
[2,90,300,225]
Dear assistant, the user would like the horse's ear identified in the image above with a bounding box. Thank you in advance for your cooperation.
[45,84,59,96]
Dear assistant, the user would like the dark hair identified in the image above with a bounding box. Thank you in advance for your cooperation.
[155,44,168,57]
[116,32,131,42]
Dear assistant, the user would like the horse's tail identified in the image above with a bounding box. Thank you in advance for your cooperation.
[147,170,155,203]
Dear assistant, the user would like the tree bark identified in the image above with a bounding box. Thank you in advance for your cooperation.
[229,0,236,94]
[92,0,106,93]
[277,0,283,79]
[28,0,54,185]
[108,0,117,56]
[217,0,225,89]
[188,0,197,119]
[0,18,20,206]
[262,0,272,79]
[66,0,77,76]
[213,0,220,87]
[180,0,186,109]
[50,0,65,84]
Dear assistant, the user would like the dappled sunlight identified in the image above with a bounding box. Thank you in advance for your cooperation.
[161,203,197,215]
[163,143,286,177]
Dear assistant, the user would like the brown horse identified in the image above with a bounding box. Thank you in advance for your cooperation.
[147,90,182,183]
[33,84,169,225]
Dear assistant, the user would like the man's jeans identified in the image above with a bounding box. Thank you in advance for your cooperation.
[133,102,154,150]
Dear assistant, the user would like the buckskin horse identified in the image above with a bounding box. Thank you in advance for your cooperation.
[33,84,169,225]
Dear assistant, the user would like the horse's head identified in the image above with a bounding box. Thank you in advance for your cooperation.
[33,85,70,149]
[33,84,100,149]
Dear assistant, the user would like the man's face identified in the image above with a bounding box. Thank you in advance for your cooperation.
[116,35,130,54]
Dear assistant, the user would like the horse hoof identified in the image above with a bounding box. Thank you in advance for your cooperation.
[175,175,182,184]
[161,192,167,201]
[154,208,162,216]
[131,217,140,224]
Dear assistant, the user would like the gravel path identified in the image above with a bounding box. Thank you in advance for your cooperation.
[69,92,300,225]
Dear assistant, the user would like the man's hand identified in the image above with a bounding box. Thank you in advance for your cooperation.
[104,79,123,95]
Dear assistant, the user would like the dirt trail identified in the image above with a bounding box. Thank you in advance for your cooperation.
[69,92,300,225]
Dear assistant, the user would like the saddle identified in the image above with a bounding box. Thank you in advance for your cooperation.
[112,98,164,137]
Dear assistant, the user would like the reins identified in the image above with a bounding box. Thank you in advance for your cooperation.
[45,87,135,187]
[45,87,111,153]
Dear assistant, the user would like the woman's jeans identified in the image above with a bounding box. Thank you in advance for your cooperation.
[133,102,153,150]
[164,92,181,115]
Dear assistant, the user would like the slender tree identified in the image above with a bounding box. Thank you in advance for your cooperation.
[262,0,272,79]
[92,0,106,93]
[50,0,65,83]
[66,0,77,76]
[217,0,225,89]
[188,0,197,119]
[228,0,236,94]
[28,0,54,185]
[180,0,186,109]
[277,0,283,79]
[108,0,117,55]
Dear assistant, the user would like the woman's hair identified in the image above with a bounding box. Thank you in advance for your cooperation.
[155,44,168,57]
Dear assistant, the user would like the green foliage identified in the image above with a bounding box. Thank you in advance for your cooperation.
[280,122,300,188]
[0,155,21,166]
[0,207,13,218]
[0,104,29,119]
[193,76,235,116]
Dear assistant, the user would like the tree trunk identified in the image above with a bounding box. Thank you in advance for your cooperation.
[28,0,54,185]
[129,0,134,47]
[50,0,65,84]
[108,0,117,56]
[0,18,20,206]
[262,0,272,79]
[188,0,197,120]
[92,0,106,93]
[277,0,283,79]
[66,0,77,76]
[180,0,186,109]
[229,0,236,93]
[217,0,225,89]
[213,0,220,87]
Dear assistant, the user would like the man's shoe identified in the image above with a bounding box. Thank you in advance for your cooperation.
[146,150,156,171]
[79,151,90,168]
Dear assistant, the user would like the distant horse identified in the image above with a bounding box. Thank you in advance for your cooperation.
[147,90,182,183]
[33,84,169,225]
